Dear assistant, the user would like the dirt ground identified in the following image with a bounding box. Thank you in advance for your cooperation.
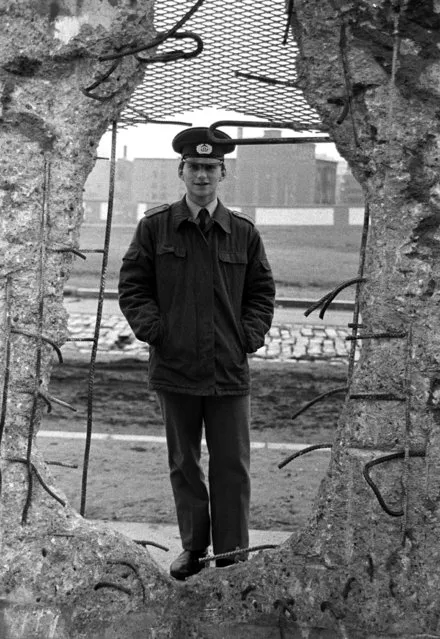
[40,359,347,533]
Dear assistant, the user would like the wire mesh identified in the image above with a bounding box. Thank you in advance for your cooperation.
[121,0,323,130]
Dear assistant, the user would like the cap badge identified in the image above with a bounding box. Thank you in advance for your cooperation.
[196,143,212,155]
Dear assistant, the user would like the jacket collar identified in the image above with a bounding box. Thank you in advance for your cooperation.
[172,197,231,234]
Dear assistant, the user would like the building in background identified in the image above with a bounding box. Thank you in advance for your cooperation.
[131,157,238,219]
[339,167,364,205]
[315,158,337,205]
[83,148,135,223]
[83,132,363,225]
[84,152,238,224]
[233,130,317,215]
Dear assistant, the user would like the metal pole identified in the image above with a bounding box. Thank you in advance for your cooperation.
[80,120,118,516]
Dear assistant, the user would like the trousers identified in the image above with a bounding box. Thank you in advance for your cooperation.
[157,391,251,555]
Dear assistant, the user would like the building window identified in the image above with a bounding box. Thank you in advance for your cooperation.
[99,202,108,220]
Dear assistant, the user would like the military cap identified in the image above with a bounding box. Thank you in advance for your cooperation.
[172,126,235,160]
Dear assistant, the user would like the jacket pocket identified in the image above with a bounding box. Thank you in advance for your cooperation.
[155,244,187,293]
[260,257,272,271]
[154,245,194,360]
[218,250,248,265]
[218,250,248,305]
[122,246,140,261]
[156,245,186,259]
[217,250,249,357]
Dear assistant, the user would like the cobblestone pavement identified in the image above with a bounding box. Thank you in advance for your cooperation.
[65,312,355,363]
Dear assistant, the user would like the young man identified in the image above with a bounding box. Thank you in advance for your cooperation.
[118,127,275,580]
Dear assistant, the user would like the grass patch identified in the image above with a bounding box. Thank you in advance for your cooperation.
[68,223,363,296]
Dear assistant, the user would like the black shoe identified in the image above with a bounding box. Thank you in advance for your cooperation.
[216,557,237,568]
[216,551,248,568]
[170,549,207,581]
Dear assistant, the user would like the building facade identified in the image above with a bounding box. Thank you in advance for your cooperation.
[83,133,361,225]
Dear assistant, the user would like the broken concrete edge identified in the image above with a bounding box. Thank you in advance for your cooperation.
[0,515,175,639]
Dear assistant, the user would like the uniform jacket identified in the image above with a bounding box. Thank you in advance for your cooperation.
[118,197,275,395]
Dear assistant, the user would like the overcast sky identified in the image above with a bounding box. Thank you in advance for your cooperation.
[98,108,343,163]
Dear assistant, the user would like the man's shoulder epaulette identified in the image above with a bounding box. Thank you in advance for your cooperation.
[230,209,255,226]
[144,203,169,218]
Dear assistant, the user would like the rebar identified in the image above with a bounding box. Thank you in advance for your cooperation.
[38,389,76,413]
[121,108,191,127]
[346,332,406,341]
[291,386,347,422]
[234,71,300,89]
[283,0,295,45]
[93,581,132,595]
[11,329,63,364]
[200,544,279,564]
[21,158,50,524]
[8,457,66,519]
[363,448,425,517]
[278,443,333,470]
[99,0,206,61]
[349,392,405,401]
[135,31,203,63]
[80,121,117,517]
[336,99,350,125]
[0,276,12,448]
[52,247,87,260]
[208,120,331,145]
[304,276,366,319]
[401,324,413,541]
[85,29,205,102]
[134,539,169,552]
[13,385,76,413]
[107,559,146,603]
[46,461,78,469]
[347,203,370,382]
[81,61,123,102]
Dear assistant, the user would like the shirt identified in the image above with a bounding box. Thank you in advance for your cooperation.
[185,195,218,219]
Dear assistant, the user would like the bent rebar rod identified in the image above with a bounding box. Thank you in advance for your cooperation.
[363,449,425,517]
[291,386,347,422]
[99,0,206,61]
[208,120,331,146]
[304,276,366,319]
[278,443,333,470]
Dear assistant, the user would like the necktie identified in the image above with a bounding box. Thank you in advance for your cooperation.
[197,208,210,232]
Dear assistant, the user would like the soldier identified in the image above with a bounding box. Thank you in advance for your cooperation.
[118,127,275,580]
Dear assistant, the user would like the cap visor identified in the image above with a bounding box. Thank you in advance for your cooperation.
[183,157,223,164]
